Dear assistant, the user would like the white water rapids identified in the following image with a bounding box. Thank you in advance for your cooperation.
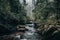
[15,26,41,40]
[15,0,41,40]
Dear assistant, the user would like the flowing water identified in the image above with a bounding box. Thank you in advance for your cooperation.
[19,0,36,19]
[15,26,41,40]
[15,0,41,40]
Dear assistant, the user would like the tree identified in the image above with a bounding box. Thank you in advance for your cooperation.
[0,0,27,35]
[33,0,57,25]
[33,0,60,40]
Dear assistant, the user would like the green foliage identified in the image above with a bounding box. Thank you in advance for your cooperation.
[0,0,27,34]
[33,0,60,40]
[33,0,58,25]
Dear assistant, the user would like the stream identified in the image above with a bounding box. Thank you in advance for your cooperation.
[15,26,41,40]
[15,0,41,40]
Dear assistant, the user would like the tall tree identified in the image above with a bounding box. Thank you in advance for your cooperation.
[33,0,57,24]
[0,0,27,35]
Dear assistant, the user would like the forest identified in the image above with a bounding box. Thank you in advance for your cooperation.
[0,0,60,40]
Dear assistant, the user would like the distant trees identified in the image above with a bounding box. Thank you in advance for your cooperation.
[33,0,59,25]
[55,0,60,23]
[33,0,60,40]
[0,0,27,35]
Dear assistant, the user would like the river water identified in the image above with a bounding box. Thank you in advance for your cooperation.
[15,26,41,40]
[15,0,41,40]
